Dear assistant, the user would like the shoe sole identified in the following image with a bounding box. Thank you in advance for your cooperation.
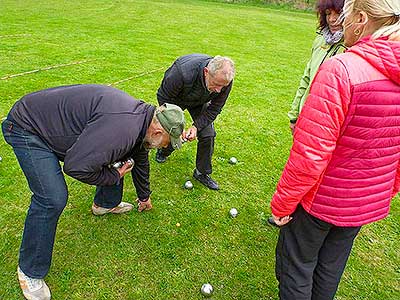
[21,291,50,300]
[92,206,133,216]
[92,209,109,216]
[18,267,51,300]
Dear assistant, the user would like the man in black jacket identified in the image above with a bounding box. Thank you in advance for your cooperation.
[2,84,185,300]
[156,54,235,190]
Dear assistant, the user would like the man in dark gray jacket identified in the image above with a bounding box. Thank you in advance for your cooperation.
[2,84,185,300]
[156,54,235,190]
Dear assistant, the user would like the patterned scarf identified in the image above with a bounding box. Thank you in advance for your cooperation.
[322,27,344,45]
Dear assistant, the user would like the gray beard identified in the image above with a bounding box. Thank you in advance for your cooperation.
[142,135,162,150]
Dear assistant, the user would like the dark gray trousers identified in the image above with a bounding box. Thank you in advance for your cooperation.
[276,205,361,300]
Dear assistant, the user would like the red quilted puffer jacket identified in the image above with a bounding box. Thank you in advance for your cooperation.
[271,36,400,227]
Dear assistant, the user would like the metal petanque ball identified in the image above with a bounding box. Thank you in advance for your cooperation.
[184,180,193,190]
[200,283,214,297]
[229,157,238,165]
[0,156,2,162]
[229,208,238,218]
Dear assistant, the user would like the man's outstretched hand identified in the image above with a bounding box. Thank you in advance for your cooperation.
[182,126,197,142]
[137,197,153,212]
[117,160,134,178]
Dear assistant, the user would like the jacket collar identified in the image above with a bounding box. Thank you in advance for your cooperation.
[140,105,156,141]
[200,58,211,92]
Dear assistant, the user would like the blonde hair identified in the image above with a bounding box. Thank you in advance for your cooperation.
[342,0,400,38]
[207,56,235,82]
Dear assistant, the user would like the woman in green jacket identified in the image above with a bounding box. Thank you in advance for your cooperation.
[269,0,346,228]
[288,0,346,134]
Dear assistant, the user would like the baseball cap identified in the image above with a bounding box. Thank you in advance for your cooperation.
[155,103,185,149]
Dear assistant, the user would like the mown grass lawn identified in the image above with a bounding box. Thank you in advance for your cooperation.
[0,1,399,299]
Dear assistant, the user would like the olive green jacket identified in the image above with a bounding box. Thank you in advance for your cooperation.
[288,33,346,122]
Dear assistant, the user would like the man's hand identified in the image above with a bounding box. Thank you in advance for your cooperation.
[137,197,153,212]
[183,126,197,142]
[271,213,292,226]
[117,160,134,178]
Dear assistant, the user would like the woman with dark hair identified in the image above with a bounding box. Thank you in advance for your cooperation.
[271,0,400,299]
[287,0,346,133]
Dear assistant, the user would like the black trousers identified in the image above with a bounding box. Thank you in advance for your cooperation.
[275,205,361,300]
[159,103,216,175]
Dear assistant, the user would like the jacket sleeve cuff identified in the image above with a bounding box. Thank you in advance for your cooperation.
[271,193,294,217]
[137,191,152,201]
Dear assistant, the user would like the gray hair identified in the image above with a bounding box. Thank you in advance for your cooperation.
[342,0,400,38]
[207,55,235,82]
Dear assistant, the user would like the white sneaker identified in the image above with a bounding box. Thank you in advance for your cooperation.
[17,266,51,300]
[91,201,134,216]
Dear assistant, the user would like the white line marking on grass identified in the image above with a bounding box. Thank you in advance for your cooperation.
[108,67,165,86]
[0,59,94,80]
[82,3,116,11]
[0,34,32,38]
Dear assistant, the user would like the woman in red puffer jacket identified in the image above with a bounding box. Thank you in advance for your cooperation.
[270,0,400,299]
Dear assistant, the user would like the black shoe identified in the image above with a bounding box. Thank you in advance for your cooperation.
[267,216,280,228]
[193,169,220,190]
[155,149,167,163]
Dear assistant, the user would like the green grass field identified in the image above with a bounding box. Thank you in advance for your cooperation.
[0,1,399,299]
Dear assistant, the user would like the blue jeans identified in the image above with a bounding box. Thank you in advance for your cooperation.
[2,118,68,278]
[2,117,123,278]
[94,179,124,208]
